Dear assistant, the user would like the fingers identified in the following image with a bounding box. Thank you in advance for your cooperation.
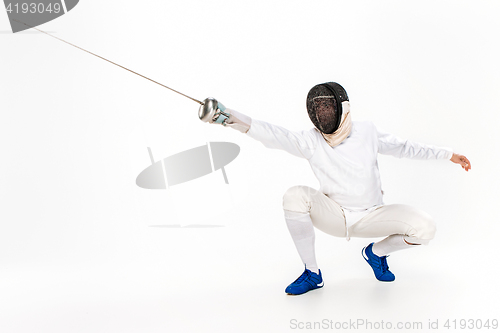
[460,155,471,171]
[451,153,471,172]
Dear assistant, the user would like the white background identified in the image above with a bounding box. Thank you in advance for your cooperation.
[1,1,499,332]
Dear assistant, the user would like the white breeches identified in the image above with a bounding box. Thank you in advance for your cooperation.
[283,186,436,244]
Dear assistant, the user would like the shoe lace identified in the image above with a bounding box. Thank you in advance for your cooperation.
[380,256,389,272]
[294,270,311,284]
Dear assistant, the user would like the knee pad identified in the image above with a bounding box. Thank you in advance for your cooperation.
[282,186,313,213]
[405,209,437,245]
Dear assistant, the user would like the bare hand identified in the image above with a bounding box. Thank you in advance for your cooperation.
[450,153,471,172]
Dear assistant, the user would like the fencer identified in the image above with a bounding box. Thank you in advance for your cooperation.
[200,82,471,295]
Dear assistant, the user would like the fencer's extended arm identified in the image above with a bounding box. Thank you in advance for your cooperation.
[376,124,453,160]
[199,98,317,159]
[245,119,318,159]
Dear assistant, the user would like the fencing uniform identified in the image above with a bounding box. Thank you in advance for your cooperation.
[247,119,451,241]
[241,117,453,275]
[210,85,455,291]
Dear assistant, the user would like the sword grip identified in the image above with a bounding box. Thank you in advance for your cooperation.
[198,97,230,125]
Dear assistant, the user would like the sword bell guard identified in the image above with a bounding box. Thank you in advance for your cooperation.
[198,97,230,125]
[198,97,218,123]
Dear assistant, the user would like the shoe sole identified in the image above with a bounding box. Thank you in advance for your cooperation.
[286,285,323,295]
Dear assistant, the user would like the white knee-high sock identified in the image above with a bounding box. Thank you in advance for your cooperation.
[372,235,420,257]
[284,210,319,274]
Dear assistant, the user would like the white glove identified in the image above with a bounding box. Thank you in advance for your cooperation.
[225,109,252,133]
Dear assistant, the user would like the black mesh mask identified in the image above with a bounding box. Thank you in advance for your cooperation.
[306,82,349,134]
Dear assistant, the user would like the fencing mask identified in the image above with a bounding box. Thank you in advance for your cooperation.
[306,82,351,147]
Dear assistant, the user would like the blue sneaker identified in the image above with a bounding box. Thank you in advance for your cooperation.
[285,267,323,295]
[362,243,395,282]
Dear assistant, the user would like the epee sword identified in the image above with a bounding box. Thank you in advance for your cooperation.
[13,19,230,127]
[13,21,240,190]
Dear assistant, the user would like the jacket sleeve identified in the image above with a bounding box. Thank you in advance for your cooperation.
[376,124,453,160]
[246,119,319,160]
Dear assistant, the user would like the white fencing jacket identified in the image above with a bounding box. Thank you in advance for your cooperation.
[246,119,453,211]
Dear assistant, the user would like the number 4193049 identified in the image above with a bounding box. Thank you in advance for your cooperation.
[444,319,498,330]
[5,2,62,14]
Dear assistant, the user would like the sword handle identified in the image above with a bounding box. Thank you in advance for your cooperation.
[198,98,230,125]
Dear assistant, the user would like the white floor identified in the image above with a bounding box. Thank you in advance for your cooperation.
[1,205,498,333]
